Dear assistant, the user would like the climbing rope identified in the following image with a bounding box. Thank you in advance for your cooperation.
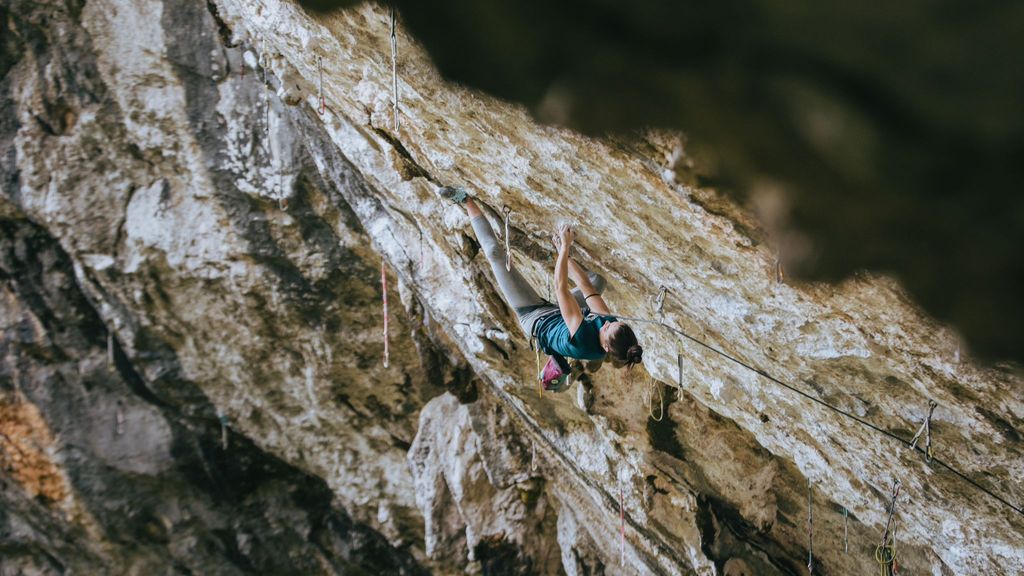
[875,479,901,576]
[807,480,814,574]
[390,7,399,131]
[645,375,664,421]
[317,55,325,115]
[603,303,1024,518]
[909,400,938,463]
[381,260,389,368]
[531,440,537,472]
[502,206,512,271]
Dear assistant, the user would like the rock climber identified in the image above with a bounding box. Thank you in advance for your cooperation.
[439,186,643,389]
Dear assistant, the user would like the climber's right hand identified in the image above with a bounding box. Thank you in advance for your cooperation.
[556,223,575,252]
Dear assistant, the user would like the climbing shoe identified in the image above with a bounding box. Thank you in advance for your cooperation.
[437,185,469,204]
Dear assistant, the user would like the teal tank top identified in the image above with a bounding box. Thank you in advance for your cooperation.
[535,312,617,360]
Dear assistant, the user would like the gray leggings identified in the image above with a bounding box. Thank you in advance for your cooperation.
[470,215,606,336]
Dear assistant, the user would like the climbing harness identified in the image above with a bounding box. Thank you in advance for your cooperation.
[875,479,901,576]
[601,307,1024,519]
[645,376,664,421]
[390,8,399,131]
[842,506,849,554]
[381,260,390,368]
[618,482,626,567]
[807,480,814,574]
[909,400,938,463]
[218,411,229,450]
[502,206,512,271]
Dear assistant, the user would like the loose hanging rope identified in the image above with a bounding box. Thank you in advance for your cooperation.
[503,206,512,271]
[381,260,389,368]
[807,480,814,575]
[390,8,399,131]
[603,299,1024,518]
[645,375,664,421]
[875,479,901,576]
[909,400,938,463]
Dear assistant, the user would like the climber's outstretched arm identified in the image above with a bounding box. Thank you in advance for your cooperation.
[567,258,611,315]
[554,225,584,337]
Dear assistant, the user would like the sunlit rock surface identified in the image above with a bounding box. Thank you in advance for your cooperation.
[1,0,1021,574]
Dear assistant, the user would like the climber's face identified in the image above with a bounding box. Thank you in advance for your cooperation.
[599,321,620,353]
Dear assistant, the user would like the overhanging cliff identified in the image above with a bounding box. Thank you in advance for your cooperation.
[0,0,1021,574]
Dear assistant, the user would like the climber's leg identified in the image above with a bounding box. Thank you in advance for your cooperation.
[439,187,552,336]
[465,204,546,312]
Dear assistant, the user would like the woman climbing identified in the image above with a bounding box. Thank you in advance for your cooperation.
[439,186,643,389]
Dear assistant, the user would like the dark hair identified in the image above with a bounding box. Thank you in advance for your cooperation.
[608,323,643,368]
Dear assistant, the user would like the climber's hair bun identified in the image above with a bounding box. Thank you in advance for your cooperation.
[625,344,644,367]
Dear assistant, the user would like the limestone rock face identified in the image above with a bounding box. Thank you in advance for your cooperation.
[1,0,1021,575]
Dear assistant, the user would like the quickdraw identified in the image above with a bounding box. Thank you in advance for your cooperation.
[534,342,542,398]
[807,480,814,574]
[390,8,399,131]
[843,506,849,554]
[317,56,325,115]
[382,260,389,368]
[677,351,683,389]
[650,286,667,321]
[875,479,902,576]
[909,400,938,462]
[502,206,512,271]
